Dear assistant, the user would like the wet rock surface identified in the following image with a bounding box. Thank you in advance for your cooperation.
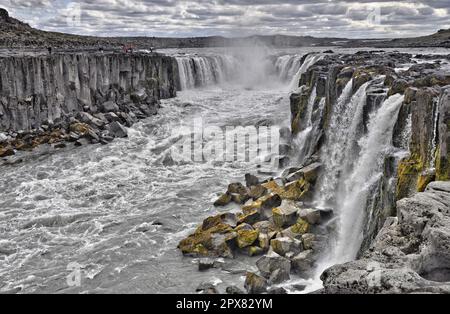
[321,181,450,294]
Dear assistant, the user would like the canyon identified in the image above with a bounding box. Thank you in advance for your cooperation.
[0,9,449,294]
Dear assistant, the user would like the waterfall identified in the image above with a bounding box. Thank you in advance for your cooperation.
[175,55,239,90]
[274,54,305,82]
[332,93,405,263]
[430,98,440,169]
[292,86,327,165]
[316,79,366,205]
[175,52,319,91]
[289,54,323,92]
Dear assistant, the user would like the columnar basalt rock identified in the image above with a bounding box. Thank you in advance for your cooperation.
[290,52,450,253]
[437,87,450,181]
[0,52,178,155]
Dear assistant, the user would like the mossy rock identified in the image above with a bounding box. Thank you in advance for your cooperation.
[417,170,436,192]
[396,157,422,200]
[178,231,213,256]
[237,210,261,225]
[262,179,311,201]
[70,122,91,135]
[236,229,259,248]
[436,144,450,181]
[242,200,263,214]
[290,218,310,235]
[0,146,14,157]
[242,246,265,257]
[214,193,232,207]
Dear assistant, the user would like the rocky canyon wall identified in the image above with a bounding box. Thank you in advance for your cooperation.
[0,52,178,156]
[290,51,450,293]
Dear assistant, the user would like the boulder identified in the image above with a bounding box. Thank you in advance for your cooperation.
[285,163,322,183]
[244,272,268,294]
[257,233,271,251]
[231,193,250,204]
[269,268,290,285]
[242,246,264,257]
[213,193,232,207]
[301,233,316,250]
[178,213,237,257]
[272,201,299,228]
[108,121,128,138]
[247,185,268,200]
[282,218,310,238]
[100,100,120,113]
[236,229,259,248]
[256,251,291,278]
[0,146,14,158]
[228,182,248,195]
[245,173,259,187]
[270,237,303,257]
[292,250,314,275]
[237,210,260,225]
[298,208,322,225]
[259,193,282,210]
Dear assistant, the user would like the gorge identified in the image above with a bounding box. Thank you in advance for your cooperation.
[0,10,450,294]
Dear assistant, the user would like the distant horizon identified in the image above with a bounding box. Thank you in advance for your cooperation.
[3,1,450,39]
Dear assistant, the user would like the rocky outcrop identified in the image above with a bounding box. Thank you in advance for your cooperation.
[0,52,178,156]
[321,181,450,294]
[437,87,450,181]
[290,51,450,253]
[178,169,332,293]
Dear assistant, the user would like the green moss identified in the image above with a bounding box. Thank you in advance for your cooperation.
[236,229,259,248]
[417,172,436,192]
[290,218,310,235]
[396,155,424,200]
[436,146,450,181]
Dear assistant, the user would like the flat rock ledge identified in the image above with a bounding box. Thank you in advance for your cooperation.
[321,181,450,294]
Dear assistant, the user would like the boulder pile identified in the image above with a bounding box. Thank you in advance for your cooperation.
[178,163,334,294]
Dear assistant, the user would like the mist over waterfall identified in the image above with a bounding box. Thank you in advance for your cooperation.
[174,49,320,91]
[176,55,239,90]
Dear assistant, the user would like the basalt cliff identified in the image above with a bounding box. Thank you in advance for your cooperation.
[0,52,178,161]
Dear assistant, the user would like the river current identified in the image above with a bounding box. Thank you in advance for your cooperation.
[1,46,449,294]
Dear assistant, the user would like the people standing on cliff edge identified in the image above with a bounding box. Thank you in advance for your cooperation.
[47,47,52,55]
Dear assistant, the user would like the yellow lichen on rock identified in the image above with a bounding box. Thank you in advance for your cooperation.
[236,229,259,248]
[290,218,310,235]
[70,122,91,135]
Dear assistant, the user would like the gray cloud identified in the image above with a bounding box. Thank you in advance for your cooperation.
[0,0,449,38]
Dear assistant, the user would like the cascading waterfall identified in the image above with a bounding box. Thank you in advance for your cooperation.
[274,54,305,82]
[292,87,326,165]
[289,54,324,92]
[316,79,368,206]
[430,98,440,169]
[332,93,405,263]
[175,52,320,92]
[175,55,239,90]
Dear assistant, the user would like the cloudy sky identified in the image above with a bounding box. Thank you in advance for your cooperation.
[1,0,449,38]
